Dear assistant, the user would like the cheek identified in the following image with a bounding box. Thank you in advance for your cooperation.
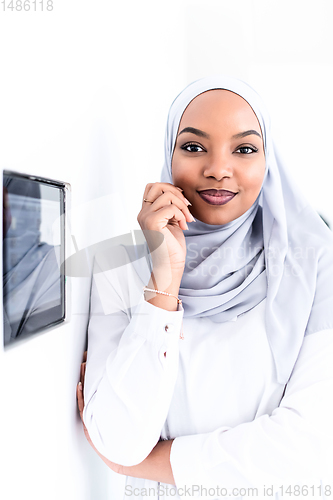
[171,157,193,186]
[242,160,266,192]
[171,154,180,184]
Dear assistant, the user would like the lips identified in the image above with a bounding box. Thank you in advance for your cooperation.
[198,189,237,206]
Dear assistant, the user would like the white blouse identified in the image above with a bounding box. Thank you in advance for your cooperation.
[83,252,333,499]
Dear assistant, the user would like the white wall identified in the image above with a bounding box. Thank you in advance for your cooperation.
[0,1,332,499]
[0,2,186,499]
[182,0,333,226]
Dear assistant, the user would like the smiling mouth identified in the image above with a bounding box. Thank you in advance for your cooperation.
[198,189,238,206]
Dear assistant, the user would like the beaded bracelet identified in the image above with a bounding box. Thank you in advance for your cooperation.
[143,286,182,305]
[143,286,184,340]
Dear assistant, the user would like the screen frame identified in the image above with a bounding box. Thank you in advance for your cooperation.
[2,169,70,349]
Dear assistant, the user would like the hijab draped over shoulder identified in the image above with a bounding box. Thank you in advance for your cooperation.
[160,76,333,385]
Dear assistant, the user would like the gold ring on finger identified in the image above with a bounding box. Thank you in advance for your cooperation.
[143,198,153,203]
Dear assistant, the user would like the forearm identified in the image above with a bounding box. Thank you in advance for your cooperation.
[79,359,175,484]
[123,439,175,485]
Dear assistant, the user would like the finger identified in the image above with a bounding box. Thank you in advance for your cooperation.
[152,204,189,231]
[143,183,154,200]
[80,362,86,386]
[147,183,189,205]
[77,382,84,416]
[77,383,92,442]
[146,191,194,222]
[82,350,87,363]
[143,183,189,208]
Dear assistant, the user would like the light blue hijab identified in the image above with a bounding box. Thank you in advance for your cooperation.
[160,76,333,385]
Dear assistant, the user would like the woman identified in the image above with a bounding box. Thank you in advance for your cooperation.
[77,76,333,498]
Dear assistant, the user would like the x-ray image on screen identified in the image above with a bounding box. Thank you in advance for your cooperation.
[3,171,66,348]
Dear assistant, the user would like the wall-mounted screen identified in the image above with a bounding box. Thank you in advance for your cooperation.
[3,171,66,348]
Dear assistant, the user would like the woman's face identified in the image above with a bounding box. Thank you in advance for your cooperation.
[171,89,266,225]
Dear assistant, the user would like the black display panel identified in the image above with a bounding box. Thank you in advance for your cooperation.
[3,171,66,347]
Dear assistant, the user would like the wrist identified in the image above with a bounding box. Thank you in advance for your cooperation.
[144,288,181,312]
[144,274,182,312]
[144,286,181,309]
[150,267,183,290]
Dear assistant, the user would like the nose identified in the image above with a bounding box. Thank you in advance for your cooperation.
[203,150,233,181]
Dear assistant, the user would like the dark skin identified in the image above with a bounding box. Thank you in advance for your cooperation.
[76,352,175,484]
[77,90,266,483]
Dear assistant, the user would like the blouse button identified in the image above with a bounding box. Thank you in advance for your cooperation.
[164,323,174,333]
[159,346,167,363]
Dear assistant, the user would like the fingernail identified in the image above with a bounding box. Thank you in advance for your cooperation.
[185,222,189,230]
[176,187,183,192]
[78,382,82,390]
[190,215,195,222]
[185,198,192,206]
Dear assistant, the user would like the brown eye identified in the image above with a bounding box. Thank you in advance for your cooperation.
[181,142,205,153]
[235,146,258,154]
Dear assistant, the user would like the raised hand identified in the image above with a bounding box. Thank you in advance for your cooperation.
[138,182,194,274]
[137,183,195,310]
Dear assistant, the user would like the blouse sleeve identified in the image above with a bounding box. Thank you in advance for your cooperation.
[82,256,183,466]
[170,328,333,491]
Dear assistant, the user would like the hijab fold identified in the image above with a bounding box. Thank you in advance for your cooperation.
[160,76,333,385]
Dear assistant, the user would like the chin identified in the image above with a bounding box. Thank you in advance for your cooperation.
[192,196,243,225]
[194,212,235,226]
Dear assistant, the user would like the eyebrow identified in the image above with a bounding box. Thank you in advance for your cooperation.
[178,127,261,140]
[232,129,262,139]
[178,127,210,139]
